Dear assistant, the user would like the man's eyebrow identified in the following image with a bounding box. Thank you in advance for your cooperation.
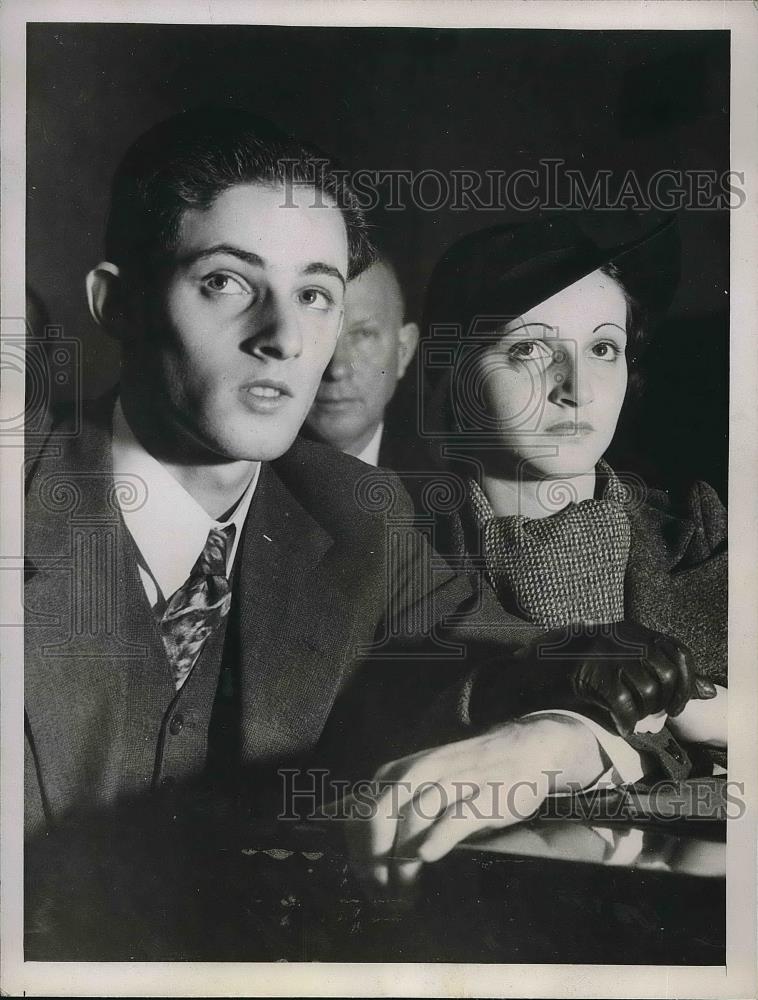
[178,244,265,267]
[302,262,346,289]
[176,247,345,288]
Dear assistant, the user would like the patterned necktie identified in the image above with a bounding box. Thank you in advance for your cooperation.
[468,462,631,628]
[159,525,236,690]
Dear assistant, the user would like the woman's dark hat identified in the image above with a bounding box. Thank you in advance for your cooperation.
[423,212,680,336]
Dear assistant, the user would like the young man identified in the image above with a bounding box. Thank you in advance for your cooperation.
[25,109,702,878]
[305,254,419,466]
[25,109,414,833]
[23,108,506,836]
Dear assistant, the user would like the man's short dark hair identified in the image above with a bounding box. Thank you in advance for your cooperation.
[105,107,375,282]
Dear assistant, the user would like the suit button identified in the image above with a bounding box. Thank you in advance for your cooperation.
[169,714,184,735]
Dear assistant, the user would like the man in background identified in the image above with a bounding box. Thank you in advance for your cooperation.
[305,255,418,467]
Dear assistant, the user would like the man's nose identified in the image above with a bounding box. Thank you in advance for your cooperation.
[321,334,354,382]
[246,298,303,362]
[548,345,594,407]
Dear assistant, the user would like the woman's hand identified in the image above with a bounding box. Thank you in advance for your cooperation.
[514,621,718,736]
[468,621,718,738]
[666,683,727,748]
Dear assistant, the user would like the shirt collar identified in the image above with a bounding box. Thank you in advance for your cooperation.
[354,422,384,466]
[111,398,260,602]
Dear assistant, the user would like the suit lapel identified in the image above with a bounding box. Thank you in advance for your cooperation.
[25,402,169,669]
[235,462,357,763]
[25,405,176,815]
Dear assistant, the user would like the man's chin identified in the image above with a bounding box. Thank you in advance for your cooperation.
[206,424,302,464]
[237,433,301,463]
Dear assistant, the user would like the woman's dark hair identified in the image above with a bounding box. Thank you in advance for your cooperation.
[599,260,649,401]
[105,108,375,283]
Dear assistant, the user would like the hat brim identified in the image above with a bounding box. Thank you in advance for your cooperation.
[424,213,681,339]
[604,214,681,315]
[482,214,680,325]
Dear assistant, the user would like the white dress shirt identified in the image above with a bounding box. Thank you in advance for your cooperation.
[527,709,645,786]
[111,399,260,609]
[529,681,728,786]
[354,422,384,467]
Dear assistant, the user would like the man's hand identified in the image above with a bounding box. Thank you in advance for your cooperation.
[344,714,606,887]
[473,621,717,737]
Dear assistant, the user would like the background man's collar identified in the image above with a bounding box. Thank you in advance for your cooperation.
[354,422,384,466]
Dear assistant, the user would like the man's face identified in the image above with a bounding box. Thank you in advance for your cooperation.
[132,183,348,462]
[305,261,417,456]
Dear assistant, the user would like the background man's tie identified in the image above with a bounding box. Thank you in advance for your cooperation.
[159,525,236,690]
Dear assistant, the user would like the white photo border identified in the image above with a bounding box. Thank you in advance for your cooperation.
[2,1,756,996]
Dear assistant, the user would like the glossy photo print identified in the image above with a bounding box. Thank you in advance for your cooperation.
[1,3,756,998]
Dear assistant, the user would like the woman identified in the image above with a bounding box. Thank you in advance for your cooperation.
[340,215,726,882]
[421,213,727,765]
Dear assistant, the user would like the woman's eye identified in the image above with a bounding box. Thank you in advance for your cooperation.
[202,273,252,296]
[298,287,334,311]
[507,340,552,362]
[591,341,622,361]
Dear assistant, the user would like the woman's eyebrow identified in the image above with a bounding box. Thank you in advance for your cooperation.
[593,322,627,334]
[502,320,557,335]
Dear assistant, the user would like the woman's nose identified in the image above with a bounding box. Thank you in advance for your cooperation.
[548,346,594,407]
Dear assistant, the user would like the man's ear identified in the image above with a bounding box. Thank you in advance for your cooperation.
[396,322,420,380]
[85,261,128,337]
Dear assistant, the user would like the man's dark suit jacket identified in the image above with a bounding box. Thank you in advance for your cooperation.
[24,398,536,838]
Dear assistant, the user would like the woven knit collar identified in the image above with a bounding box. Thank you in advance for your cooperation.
[468,458,627,527]
[468,458,632,626]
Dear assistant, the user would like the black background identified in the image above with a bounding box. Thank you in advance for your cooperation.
[27,24,729,499]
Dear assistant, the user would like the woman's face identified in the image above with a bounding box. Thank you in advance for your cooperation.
[463,269,629,479]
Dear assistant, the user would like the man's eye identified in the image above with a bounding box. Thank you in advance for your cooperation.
[298,288,334,311]
[507,340,552,362]
[202,273,252,296]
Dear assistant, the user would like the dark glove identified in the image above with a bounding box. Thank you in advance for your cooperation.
[471,621,718,737]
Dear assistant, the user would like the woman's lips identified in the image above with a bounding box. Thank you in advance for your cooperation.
[543,420,595,436]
